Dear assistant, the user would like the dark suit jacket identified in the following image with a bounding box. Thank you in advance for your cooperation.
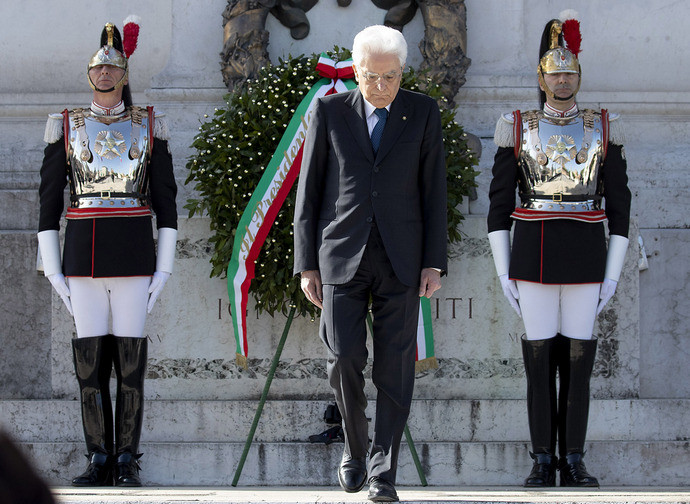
[293,88,447,287]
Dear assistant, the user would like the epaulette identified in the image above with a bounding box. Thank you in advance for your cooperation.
[131,105,169,141]
[607,113,625,146]
[43,113,64,144]
[153,112,170,142]
[493,112,515,148]
[126,105,169,142]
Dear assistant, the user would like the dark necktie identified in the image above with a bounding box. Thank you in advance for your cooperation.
[370,108,388,155]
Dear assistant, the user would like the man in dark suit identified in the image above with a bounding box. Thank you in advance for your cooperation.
[293,25,447,502]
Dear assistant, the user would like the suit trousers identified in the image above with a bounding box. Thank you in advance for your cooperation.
[320,224,420,484]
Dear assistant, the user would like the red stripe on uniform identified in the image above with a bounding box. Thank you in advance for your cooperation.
[91,219,96,277]
[540,221,544,283]
[147,106,155,156]
[513,110,522,159]
[66,206,152,220]
[601,108,609,161]
[62,109,70,161]
[511,208,606,223]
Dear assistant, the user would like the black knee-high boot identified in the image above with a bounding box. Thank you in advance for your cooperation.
[113,337,147,487]
[521,337,558,487]
[557,335,599,487]
[71,335,115,487]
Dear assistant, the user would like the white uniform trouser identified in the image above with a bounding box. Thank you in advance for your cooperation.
[68,277,151,338]
[517,281,599,341]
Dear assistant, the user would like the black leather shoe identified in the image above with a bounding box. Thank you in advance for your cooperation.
[559,452,599,487]
[72,452,113,487]
[524,452,557,487]
[368,477,399,502]
[338,455,367,493]
[114,452,142,487]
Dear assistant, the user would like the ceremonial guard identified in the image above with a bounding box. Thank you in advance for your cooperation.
[37,18,177,486]
[487,12,631,487]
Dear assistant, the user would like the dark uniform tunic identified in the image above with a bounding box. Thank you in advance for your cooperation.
[38,105,177,277]
[488,107,631,284]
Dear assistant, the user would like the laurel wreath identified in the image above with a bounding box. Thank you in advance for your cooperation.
[185,49,478,319]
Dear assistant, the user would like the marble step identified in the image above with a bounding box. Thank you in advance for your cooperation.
[4,399,688,486]
[2,399,689,444]
[48,486,690,504]
[18,439,690,487]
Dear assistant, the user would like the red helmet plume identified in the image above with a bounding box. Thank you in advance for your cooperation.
[122,15,141,59]
[559,10,582,58]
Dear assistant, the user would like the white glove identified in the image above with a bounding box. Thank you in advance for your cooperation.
[37,230,62,276]
[597,278,618,315]
[488,230,511,277]
[147,271,171,313]
[488,230,521,317]
[596,235,629,315]
[146,227,177,313]
[37,230,73,315]
[155,227,177,274]
[604,235,629,282]
[499,274,522,318]
[47,273,73,315]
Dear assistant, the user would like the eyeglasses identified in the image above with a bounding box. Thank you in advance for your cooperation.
[358,68,402,85]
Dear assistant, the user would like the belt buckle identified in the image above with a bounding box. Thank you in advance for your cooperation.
[100,191,111,200]
[552,193,563,202]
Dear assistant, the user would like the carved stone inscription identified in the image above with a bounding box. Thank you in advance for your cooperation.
[49,218,639,401]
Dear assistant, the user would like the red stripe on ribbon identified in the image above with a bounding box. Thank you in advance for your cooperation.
[236,145,305,354]
[316,62,355,80]
[316,58,355,94]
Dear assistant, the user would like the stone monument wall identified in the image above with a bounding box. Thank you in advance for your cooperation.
[0,0,686,403]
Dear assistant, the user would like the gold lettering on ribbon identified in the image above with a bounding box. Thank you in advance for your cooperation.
[252,199,266,225]
[239,236,251,261]
[239,112,312,262]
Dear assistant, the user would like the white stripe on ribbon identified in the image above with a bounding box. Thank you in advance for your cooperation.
[230,83,334,357]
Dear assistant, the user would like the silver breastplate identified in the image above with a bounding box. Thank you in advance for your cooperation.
[66,107,150,206]
[517,110,605,205]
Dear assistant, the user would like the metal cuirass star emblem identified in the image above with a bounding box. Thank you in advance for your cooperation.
[94,130,127,159]
[545,134,576,165]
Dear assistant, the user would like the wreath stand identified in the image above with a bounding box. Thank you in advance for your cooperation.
[231,306,428,487]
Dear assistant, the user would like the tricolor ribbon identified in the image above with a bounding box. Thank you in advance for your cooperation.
[315,53,355,94]
[227,53,438,373]
[416,297,438,372]
[227,54,357,368]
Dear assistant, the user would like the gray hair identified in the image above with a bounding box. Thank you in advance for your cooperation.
[352,25,407,68]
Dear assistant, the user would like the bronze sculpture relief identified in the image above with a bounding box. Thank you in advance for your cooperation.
[221,0,471,107]
[221,0,319,88]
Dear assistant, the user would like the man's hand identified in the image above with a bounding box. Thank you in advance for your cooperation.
[419,268,441,298]
[300,270,323,309]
